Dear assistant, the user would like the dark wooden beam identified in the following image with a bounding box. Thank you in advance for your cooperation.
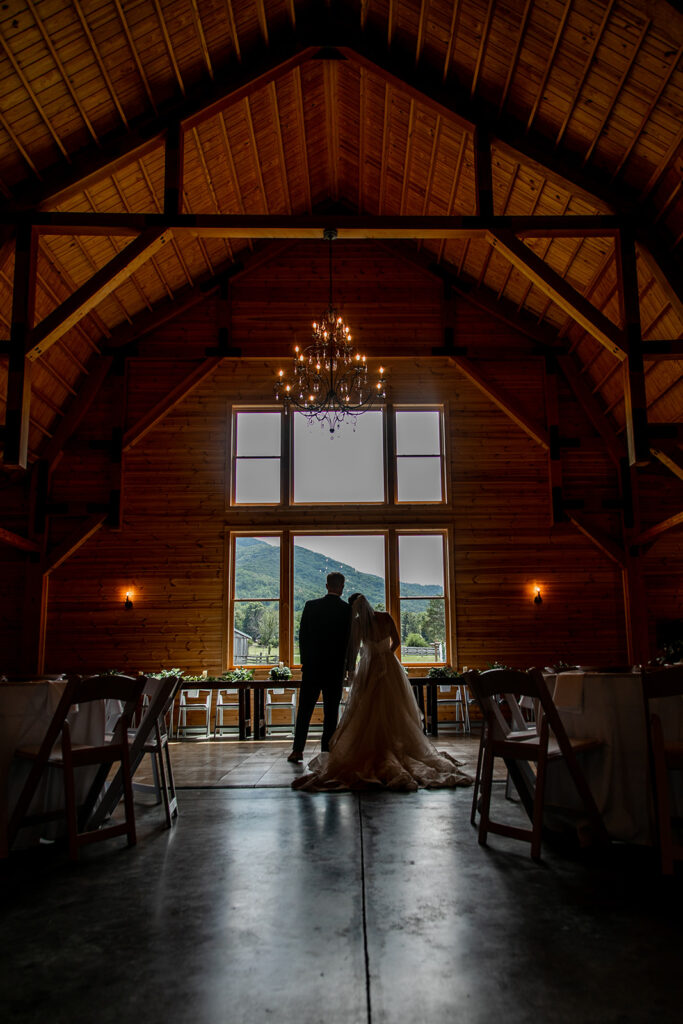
[544,357,564,523]
[27,229,169,360]
[651,447,683,481]
[0,525,40,553]
[451,356,550,450]
[555,355,626,466]
[41,356,114,466]
[633,511,683,547]
[379,241,629,475]
[567,513,626,567]
[0,212,626,238]
[474,126,493,219]
[489,230,627,359]
[123,358,223,451]
[616,228,650,466]
[334,13,682,308]
[641,341,683,360]
[164,122,184,216]
[3,225,36,469]
[0,28,319,216]
[43,514,107,574]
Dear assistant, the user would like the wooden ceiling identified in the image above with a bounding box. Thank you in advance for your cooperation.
[0,0,681,472]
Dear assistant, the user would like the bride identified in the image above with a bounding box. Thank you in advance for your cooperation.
[292,593,472,792]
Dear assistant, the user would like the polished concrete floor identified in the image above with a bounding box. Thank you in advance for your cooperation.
[1,737,682,1024]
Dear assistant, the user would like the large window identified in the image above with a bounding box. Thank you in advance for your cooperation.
[292,534,386,662]
[231,536,280,665]
[395,408,444,502]
[228,406,450,667]
[233,411,281,504]
[230,405,444,506]
[398,534,447,664]
[293,411,384,503]
[228,531,448,667]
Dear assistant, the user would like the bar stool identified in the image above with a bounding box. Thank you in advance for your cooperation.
[437,683,471,732]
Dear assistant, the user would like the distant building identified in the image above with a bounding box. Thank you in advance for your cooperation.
[234,628,252,662]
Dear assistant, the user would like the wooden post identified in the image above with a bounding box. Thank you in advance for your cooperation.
[544,354,564,524]
[616,227,650,466]
[4,224,37,468]
[164,121,184,215]
[473,126,493,219]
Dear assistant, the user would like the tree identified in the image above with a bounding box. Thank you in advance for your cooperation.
[405,632,428,647]
[241,602,264,639]
[402,609,423,640]
[422,599,445,643]
[259,605,279,656]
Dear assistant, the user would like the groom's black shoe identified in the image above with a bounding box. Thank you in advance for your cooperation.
[287,750,303,763]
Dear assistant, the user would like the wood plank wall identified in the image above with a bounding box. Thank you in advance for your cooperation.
[1,243,679,675]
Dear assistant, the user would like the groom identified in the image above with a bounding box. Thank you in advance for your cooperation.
[287,571,352,763]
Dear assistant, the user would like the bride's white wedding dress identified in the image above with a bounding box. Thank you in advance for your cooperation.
[292,600,472,792]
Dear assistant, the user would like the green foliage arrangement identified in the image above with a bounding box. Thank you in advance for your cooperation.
[427,665,458,679]
[269,664,293,682]
[222,667,254,683]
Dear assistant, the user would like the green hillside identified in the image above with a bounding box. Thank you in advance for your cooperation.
[234,537,441,612]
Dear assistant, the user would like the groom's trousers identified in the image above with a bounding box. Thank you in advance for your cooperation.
[293,676,343,752]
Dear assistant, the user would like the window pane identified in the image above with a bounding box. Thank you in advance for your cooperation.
[236,412,281,456]
[293,534,386,662]
[234,600,280,665]
[395,410,441,455]
[400,601,446,663]
[234,537,280,599]
[235,459,280,504]
[398,535,444,597]
[396,456,442,502]
[293,412,384,503]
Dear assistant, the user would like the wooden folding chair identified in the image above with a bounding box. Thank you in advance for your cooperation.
[8,674,147,861]
[130,675,181,828]
[641,666,683,874]
[464,668,608,859]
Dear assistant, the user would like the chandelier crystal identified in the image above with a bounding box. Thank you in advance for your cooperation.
[274,228,387,432]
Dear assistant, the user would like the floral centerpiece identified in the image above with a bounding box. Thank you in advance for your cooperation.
[269,664,293,683]
[222,667,254,683]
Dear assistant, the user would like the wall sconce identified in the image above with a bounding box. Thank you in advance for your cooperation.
[124,591,134,610]
[534,586,543,606]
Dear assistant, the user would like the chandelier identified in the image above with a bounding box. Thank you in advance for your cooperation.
[274,228,387,432]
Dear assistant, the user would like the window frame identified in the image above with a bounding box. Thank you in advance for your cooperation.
[393,405,447,506]
[226,528,453,670]
[230,406,284,507]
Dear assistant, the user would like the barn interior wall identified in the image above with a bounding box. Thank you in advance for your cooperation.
[40,289,647,674]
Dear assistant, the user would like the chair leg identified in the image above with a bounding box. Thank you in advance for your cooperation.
[120,738,137,848]
[61,727,79,862]
[478,736,495,846]
[152,722,173,829]
[163,741,179,821]
[651,716,675,874]
[530,751,547,861]
[470,725,486,826]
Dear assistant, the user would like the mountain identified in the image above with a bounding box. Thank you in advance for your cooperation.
[234,537,441,613]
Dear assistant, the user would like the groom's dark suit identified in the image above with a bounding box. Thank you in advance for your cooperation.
[294,593,352,753]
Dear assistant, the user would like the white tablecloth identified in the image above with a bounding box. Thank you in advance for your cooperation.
[545,671,683,844]
[0,679,105,855]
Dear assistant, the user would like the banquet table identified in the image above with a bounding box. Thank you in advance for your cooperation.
[176,677,440,740]
[0,678,106,856]
[544,669,683,845]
